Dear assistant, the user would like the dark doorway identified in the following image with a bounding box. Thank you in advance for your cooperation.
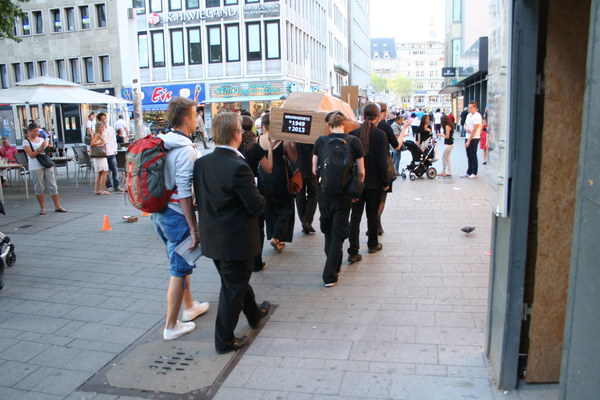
[57,104,82,144]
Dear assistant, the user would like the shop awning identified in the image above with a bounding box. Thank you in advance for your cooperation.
[439,84,464,95]
[202,95,284,103]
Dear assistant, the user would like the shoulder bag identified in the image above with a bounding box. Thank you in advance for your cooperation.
[283,153,303,195]
[26,139,54,168]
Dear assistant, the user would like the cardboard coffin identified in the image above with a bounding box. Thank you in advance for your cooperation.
[270,92,360,144]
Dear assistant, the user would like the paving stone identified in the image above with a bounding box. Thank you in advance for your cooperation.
[0,386,63,400]
[349,341,438,364]
[212,387,265,400]
[63,306,134,325]
[67,322,146,344]
[265,338,352,360]
[0,313,71,334]
[0,340,51,362]
[0,360,39,386]
[388,374,493,400]
[244,366,343,395]
[25,368,92,396]
[438,345,486,367]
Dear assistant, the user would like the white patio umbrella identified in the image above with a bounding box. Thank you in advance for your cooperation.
[0,76,130,104]
[0,93,26,104]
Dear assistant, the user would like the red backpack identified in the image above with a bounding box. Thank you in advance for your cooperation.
[124,135,173,213]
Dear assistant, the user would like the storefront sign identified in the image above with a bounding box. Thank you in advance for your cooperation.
[148,7,237,26]
[210,81,284,99]
[243,3,280,16]
[282,113,312,136]
[121,83,205,105]
[442,67,457,77]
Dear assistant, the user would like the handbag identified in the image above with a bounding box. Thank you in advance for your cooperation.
[26,139,54,168]
[283,153,303,195]
[90,144,108,158]
[386,153,397,183]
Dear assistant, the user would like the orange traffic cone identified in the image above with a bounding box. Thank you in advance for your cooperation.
[141,212,151,217]
[101,215,112,231]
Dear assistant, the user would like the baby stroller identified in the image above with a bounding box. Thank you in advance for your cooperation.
[0,201,16,291]
[399,139,438,181]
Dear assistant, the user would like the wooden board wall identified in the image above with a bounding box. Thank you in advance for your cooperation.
[525,0,590,383]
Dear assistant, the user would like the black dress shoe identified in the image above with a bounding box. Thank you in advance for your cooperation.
[216,335,249,354]
[368,243,383,253]
[307,225,316,233]
[253,262,268,272]
[250,301,271,328]
[347,254,362,263]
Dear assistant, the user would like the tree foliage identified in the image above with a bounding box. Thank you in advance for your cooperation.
[371,73,388,93]
[389,75,415,99]
[0,0,29,42]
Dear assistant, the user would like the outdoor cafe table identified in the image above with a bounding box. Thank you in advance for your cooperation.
[0,163,29,202]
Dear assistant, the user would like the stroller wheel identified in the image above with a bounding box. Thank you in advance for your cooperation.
[401,173,407,180]
[409,173,417,181]
[6,251,16,267]
[426,167,437,179]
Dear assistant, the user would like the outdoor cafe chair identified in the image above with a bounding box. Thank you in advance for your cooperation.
[72,145,94,188]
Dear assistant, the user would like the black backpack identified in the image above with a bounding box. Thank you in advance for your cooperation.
[319,136,353,195]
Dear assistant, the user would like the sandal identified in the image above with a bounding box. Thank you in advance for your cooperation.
[270,239,282,252]
[39,210,46,215]
[100,191,112,195]
[54,207,68,213]
[94,191,101,195]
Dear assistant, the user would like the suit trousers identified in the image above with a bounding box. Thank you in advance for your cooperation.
[465,139,480,176]
[348,188,381,255]
[213,258,261,352]
[295,176,318,227]
[318,191,352,284]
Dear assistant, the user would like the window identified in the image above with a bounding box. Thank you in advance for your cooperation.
[138,33,149,68]
[150,0,163,12]
[51,9,62,32]
[21,13,30,36]
[415,95,425,104]
[12,64,22,82]
[186,0,200,8]
[133,0,146,14]
[169,0,183,10]
[38,61,47,76]
[430,70,436,78]
[25,62,35,79]
[224,24,239,62]
[69,58,81,83]
[416,82,424,89]
[96,4,107,28]
[187,28,202,64]
[0,65,8,89]
[246,22,261,61]
[83,57,94,83]
[65,7,76,31]
[151,31,165,67]
[453,0,462,21]
[430,61,437,67]
[265,21,280,59]
[429,96,438,103]
[56,59,67,80]
[170,29,185,66]
[207,26,222,63]
[245,0,259,3]
[224,0,238,4]
[416,71,424,78]
[32,10,43,34]
[206,0,220,7]
[80,6,91,30]
[100,56,111,82]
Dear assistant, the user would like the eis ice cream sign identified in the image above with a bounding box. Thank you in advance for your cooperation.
[121,83,205,106]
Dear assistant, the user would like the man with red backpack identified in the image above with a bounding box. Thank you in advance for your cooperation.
[150,97,210,341]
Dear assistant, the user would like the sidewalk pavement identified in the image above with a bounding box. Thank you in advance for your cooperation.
[0,142,557,400]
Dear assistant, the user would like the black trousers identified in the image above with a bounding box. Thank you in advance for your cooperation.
[465,138,480,176]
[349,188,381,255]
[254,212,265,268]
[318,190,352,284]
[295,176,318,228]
[213,258,261,352]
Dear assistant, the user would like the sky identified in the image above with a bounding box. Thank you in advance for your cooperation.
[369,0,446,42]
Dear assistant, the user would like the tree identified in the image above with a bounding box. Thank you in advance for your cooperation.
[0,0,29,42]
[389,75,415,101]
[371,73,388,93]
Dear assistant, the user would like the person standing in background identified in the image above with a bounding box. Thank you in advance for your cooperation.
[461,101,482,179]
[295,143,318,235]
[194,107,209,149]
[97,113,122,192]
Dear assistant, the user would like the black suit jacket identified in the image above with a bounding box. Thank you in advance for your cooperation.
[193,147,266,261]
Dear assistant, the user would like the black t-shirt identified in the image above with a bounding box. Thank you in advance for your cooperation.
[241,142,267,178]
[378,120,399,150]
[416,126,432,145]
[349,126,389,189]
[313,133,364,161]
[295,143,315,178]
[442,124,454,145]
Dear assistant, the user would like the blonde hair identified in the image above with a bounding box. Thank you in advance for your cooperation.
[94,122,104,135]
[212,112,242,145]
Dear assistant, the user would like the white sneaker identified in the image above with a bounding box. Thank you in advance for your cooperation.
[468,174,477,179]
[163,320,195,341]
[460,174,469,178]
[181,301,210,322]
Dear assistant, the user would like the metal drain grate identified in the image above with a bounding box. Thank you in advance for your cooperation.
[150,352,195,374]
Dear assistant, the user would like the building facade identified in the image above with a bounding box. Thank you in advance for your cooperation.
[327,0,349,97]
[347,0,370,95]
[371,38,451,111]
[0,0,137,143]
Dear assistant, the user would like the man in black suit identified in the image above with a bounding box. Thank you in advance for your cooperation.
[193,112,270,354]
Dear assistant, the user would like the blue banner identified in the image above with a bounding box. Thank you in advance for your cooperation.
[121,83,205,106]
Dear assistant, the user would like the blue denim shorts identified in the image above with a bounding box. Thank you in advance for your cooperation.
[151,207,195,277]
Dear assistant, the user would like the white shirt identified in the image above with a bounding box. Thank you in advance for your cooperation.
[466,112,483,139]
[24,137,47,171]
[104,125,118,155]
[86,119,95,132]
[434,112,443,124]
[217,145,245,159]
[114,119,127,133]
